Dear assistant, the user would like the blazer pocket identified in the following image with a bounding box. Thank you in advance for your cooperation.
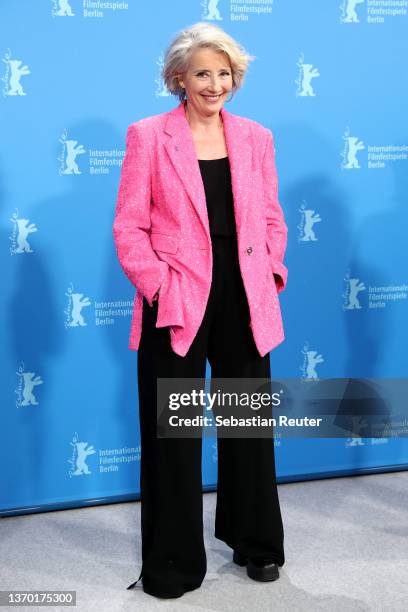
[150,232,179,254]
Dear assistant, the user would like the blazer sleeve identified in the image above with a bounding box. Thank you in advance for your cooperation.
[262,128,288,294]
[113,123,169,307]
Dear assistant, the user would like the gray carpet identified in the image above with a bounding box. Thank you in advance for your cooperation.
[1,470,407,611]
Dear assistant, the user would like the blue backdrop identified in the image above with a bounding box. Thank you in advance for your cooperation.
[1,0,407,516]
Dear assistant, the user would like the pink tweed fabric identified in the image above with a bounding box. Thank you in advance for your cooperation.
[113,100,288,358]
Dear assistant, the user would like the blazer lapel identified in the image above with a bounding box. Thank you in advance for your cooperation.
[163,101,252,239]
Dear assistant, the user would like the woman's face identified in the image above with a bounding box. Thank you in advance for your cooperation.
[178,47,233,117]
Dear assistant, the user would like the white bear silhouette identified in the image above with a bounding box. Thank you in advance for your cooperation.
[346,278,365,309]
[300,64,320,97]
[68,293,91,326]
[347,436,364,446]
[6,59,30,96]
[21,372,43,406]
[15,218,37,253]
[205,0,222,21]
[344,0,364,23]
[344,136,365,169]
[62,140,86,175]
[301,210,321,241]
[56,0,75,17]
[72,442,96,475]
[306,351,324,379]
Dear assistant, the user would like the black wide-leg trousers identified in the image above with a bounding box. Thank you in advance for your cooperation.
[135,236,285,597]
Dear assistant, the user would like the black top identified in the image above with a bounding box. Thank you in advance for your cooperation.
[198,156,237,237]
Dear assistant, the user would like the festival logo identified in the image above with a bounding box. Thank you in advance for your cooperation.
[155,53,171,97]
[339,0,405,24]
[295,53,320,97]
[201,0,223,21]
[341,128,365,169]
[51,0,129,18]
[343,272,366,310]
[15,363,43,408]
[9,209,38,255]
[68,432,96,477]
[57,129,124,175]
[300,343,324,381]
[64,283,92,328]
[51,0,75,17]
[2,49,30,97]
[297,202,321,242]
[58,129,86,175]
[339,0,364,23]
[342,272,407,309]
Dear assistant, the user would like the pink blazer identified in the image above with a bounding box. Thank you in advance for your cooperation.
[113,100,288,358]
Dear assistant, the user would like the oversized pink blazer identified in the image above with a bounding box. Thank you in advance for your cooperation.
[113,100,288,358]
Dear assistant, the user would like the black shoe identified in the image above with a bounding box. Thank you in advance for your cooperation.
[233,550,280,582]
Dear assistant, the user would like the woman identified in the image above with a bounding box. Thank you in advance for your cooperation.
[113,22,288,599]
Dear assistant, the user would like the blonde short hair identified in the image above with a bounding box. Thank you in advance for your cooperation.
[162,22,256,102]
